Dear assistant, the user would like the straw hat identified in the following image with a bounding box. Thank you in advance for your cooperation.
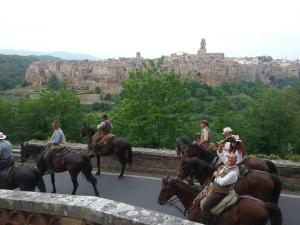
[0,132,7,140]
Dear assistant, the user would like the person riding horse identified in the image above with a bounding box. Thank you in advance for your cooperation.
[44,120,66,173]
[201,152,239,225]
[218,127,246,164]
[0,132,14,171]
[93,114,112,149]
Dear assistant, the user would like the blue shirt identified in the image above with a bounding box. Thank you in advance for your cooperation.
[51,128,66,145]
[0,140,13,160]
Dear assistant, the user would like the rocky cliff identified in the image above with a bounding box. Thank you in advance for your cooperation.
[25,53,300,92]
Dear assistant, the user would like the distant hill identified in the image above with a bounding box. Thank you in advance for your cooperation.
[0,49,99,61]
[0,54,38,89]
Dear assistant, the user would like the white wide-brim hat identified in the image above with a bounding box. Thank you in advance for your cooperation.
[0,132,7,140]
[222,127,233,134]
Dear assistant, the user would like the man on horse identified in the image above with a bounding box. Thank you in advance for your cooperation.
[201,152,239,224]
[198,119,216,152]
[0,132,14,171]
[94,114,112,148]
[44,120,66,173]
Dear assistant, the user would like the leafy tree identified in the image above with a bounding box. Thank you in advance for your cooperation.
[113,67,195,148]
[47,73,60,90]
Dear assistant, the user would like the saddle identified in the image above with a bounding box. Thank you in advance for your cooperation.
[52,146,70,159]
[204,190,238,216]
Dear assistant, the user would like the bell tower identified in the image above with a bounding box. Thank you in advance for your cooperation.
[198,38,206,55]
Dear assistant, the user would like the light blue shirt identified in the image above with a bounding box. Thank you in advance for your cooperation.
[0,140,13,160]
[51,128,64,145]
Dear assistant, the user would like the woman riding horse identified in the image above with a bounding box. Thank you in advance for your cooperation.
[158,176,282,225]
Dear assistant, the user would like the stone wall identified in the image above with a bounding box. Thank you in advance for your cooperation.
[25,54,300,92]
[0,190,201,225]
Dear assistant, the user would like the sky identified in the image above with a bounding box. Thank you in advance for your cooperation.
[0,0,299,59]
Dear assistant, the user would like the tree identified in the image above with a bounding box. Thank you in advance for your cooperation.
[47,73,60,90]
[113,67,195,148]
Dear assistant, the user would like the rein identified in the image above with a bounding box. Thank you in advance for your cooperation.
[167,196,188,218]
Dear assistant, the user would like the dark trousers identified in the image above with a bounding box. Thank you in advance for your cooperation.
[202,191,227,215]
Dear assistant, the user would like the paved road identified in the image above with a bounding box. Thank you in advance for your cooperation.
[41,172,299,225]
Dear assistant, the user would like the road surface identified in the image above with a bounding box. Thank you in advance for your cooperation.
[40,172,299,225]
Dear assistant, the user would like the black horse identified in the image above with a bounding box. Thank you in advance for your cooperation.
[20,143,99,196]
[81,123,132,178]
[0,165,46,192]
[176,137,278,174]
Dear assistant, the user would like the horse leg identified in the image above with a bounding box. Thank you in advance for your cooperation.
[116,151,127,178]
[96,154,101,176]
[50,173,56,193]
[69,171,79,195]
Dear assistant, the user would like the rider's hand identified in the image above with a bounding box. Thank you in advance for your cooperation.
[213,171,218,177]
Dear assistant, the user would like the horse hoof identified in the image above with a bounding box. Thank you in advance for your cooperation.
[51,190,56,193]
[118,175,123,179]
[96,172,100,176]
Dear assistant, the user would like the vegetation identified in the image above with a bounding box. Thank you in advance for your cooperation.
[0,54,38,90]
[0,64,299,160]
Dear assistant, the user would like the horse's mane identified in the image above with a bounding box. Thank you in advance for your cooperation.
[21,143,45,154]
[186,158,214,174]
[188,142,215,162]
[169,178,198,193]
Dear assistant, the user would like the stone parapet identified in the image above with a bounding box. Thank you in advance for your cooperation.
[0,190,201,225]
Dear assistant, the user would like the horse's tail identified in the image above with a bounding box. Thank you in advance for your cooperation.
[81,154,97,185]
[265,202,282,225]
[127,145,133,167]
[270,174,282,204]
[32,167,46,192]
[265,160,278,174]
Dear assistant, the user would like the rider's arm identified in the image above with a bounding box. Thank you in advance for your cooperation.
[215,171,238,186]
[97,122,105,130]
[217,151,228,164]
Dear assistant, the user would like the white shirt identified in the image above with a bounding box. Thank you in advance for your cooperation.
[219,146,243,164]
[97,122,105,130]
[215,170,238,186]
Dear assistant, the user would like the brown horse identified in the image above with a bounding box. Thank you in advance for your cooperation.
[158,176,282,224]
[176,139,278,174]
[20,143,99,196]
[178,158,282,204]
[81,123,132,178]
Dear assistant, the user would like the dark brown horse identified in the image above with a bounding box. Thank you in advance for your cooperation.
[158,176,282,225]
[0,165,46,192]
[20,143,99,196]
[81,123,132,178]
[178,158,282,204]
[176,138,278,174]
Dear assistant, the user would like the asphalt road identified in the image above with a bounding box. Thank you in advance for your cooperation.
[40,172,299,225]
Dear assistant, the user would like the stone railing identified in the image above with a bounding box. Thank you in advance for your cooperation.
[0,189,201,225]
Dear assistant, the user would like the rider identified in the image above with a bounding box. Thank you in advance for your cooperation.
[218,127,244,164]
[201,151,239,224]
[44,120,66,173]
[95,114,112,147]
[197,119,212,149]
[0,132,14,171]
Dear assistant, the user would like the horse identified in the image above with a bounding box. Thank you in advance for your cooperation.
[176,138,278,174]
[158,176,282,224]
[20,143,99,196]
[0,165,46,192]
[178,158,282,204]
[81,123,132,178]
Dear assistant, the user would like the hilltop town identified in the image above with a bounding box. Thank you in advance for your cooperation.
[25,39,300,92]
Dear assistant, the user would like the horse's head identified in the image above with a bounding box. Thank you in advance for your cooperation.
[158,175,178,205]
[175,137,190,157]
[81,122,95,138]
[20,142,46,161]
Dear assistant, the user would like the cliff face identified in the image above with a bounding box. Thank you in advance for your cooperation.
[25,54,300,92]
